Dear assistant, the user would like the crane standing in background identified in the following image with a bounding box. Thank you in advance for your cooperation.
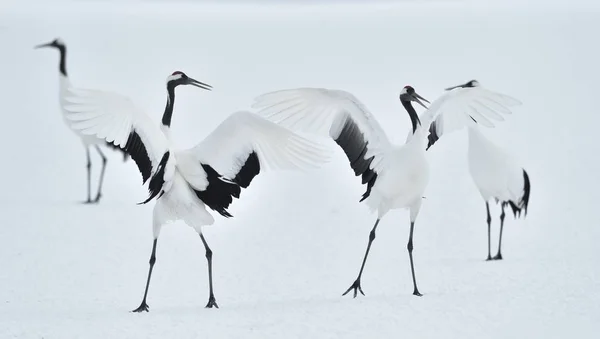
[35,38,128,204]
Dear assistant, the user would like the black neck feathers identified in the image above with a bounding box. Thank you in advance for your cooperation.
[162,85,176,127]
[401,100,421,134]
[57,45,67,77]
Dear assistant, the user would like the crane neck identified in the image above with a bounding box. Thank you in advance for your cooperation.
[401,100,421,134]
[57,45,67,77]
[162,84,176,128]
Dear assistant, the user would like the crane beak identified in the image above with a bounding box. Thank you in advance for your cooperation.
[187,77,212,91]
[413,92,430,109]
[34,42,54,49]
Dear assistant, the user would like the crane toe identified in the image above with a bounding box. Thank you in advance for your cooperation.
[205,296,219,309]
[342,279,365,298]
[131,302,149,313]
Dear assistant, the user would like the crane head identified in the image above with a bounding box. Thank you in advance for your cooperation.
[399,85,429,109]
[166,71,212,91]
[34,38,65,50]
[445,79,480,91]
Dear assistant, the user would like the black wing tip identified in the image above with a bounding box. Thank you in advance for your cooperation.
[233,152,261,188]
[193,152,261,218]
[110,131,153,184]
[137,191,165,205]
[426,121,440,151]
[193,164,241,218]
[213,207,235,218]
[359,172,378,202]
[334,118,379,201]
[138,152,170,205]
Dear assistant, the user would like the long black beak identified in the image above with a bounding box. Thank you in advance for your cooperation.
[187,77,212,91]
[413,92,430,109]
[34,42,54,49]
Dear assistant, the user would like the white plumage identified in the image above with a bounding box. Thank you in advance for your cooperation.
[35,38,128,204]
[468,128,528,205]
[35,39,127,204]
[63,71,332,311]
[252,82,521,297]
[427,80,530,261]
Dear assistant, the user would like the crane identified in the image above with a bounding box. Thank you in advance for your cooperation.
[63,71,332,311]
[427,80,530,261]
[35,38,128,204]
[252,82,521,297]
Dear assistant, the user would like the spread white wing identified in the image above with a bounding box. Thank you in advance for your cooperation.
[252,87,392,201]
[62,88,173,202]
[177,110,333,191]
[175,111,333,217]
[419,86,522,149]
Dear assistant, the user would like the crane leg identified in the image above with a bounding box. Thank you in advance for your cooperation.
[200,233,219,308]
[342,218,380,298]
[132,238,158,313]
[93,145,107,203]
[486,202,492,261]
[493,204,505,260]
[82,146,93,204]
[407,221,422,296]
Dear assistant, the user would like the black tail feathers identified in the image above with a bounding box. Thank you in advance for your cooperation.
[507,169,530,218]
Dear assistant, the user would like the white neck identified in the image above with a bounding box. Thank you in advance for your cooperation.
[405,125,427,150]
[59,73,72,107]
[467,125,495,154]
[160,124,171,141]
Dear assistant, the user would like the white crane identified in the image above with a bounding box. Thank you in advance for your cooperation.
[62,71,332,311]
[427,80,531,261]
[252,83,520,297]
[35,38,128,204]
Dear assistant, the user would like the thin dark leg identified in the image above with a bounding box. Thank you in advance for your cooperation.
[200,233,219,308]
[83,146,92,204]
[93,145,107,203]
[493,204,505,260]
[486,202,492,261]
[407,221,422,296]
[342,218,380,298]
[132,239,158,313]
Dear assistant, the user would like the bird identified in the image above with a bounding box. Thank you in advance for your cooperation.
[427,80,530,261]
[62,70,332,312]
[251,82,521,297]
[35,38,128,204]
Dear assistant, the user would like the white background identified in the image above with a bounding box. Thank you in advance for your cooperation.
[0,0,598,338]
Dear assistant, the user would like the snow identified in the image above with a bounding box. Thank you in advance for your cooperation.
[1,1,599,338]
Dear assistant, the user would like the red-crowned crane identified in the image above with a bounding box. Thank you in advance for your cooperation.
[35,38,128,203]
[63,71,332,311]
[252,82,521,297]
[428,80,531,261]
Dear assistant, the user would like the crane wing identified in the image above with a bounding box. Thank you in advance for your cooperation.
[176,111,332,217]
[252,87,392,201]
[420,86,522,150]
[62,88,172,203]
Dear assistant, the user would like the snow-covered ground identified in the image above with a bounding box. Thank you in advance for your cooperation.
[1,0,599,338]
